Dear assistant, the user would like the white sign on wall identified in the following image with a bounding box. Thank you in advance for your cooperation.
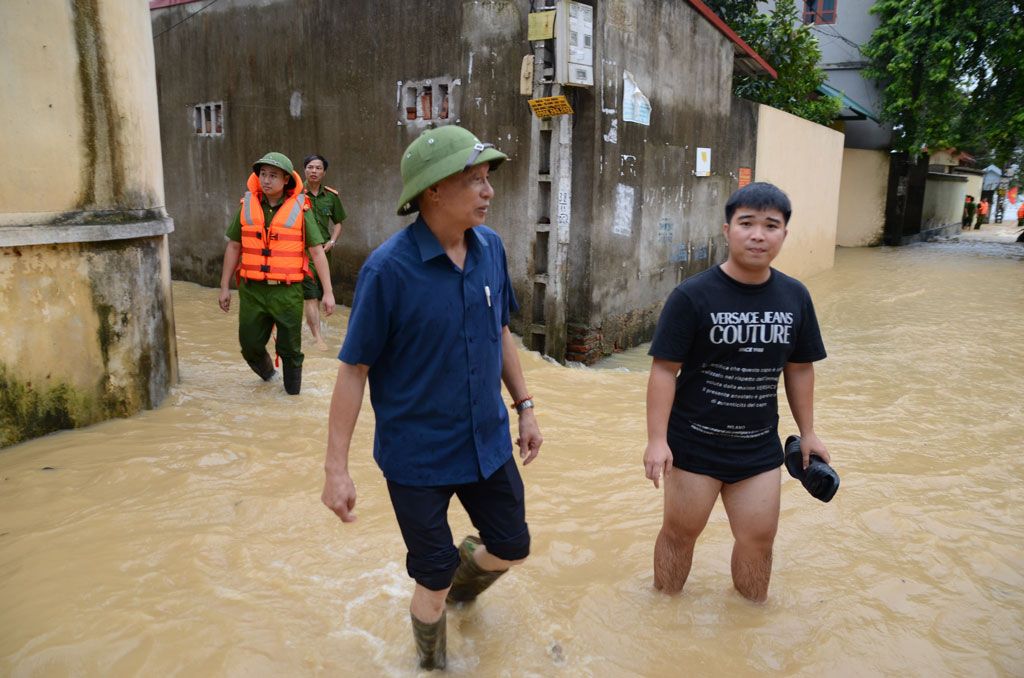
[695,147,712,177]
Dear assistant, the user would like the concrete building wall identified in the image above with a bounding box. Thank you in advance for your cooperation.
[954,171,984,201]
[151,0,535,304]
[922,173,968,233]
[836,148,889,247]
[568,1,759,359]
[755,104,844,279]
[0,0,177,448]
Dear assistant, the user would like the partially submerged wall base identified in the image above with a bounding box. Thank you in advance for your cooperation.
[0,224,177,448]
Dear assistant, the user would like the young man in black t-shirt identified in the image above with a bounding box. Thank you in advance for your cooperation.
[643,182,830,602]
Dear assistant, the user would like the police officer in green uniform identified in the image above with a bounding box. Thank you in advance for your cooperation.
[218,152,336,395]
[302,154,347,351]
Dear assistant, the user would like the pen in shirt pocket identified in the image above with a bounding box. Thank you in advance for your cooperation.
[484,285,492,307]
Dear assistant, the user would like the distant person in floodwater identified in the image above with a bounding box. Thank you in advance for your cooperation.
[302,154,347,351]
[320,126,543,670]
[217,152,335,395]
[643,182,830,602]
[962,195,976,229]
[1017,202,1023,228]
[976,198,990,229]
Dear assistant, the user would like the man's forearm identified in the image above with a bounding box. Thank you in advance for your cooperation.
[220,241,241,289]
[329,222,342,244]
[499,327,530,401]
[325,362,369,474]
[309,246,334,295]
[647,360,679,442]
[783,362,816,434]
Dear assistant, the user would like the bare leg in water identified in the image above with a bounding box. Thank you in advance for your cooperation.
[653,469,720,593]
[721,467,780,602]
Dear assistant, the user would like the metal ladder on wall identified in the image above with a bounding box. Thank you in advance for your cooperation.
[526,11,571,362]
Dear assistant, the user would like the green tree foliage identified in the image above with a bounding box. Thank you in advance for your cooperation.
[864,0,1024,167]
[704,0,842,126]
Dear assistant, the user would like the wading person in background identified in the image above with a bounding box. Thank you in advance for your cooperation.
[302,154,347,351]
[218,152,336,395]
[962,195,976,229]
[976,197,989,229]
[643,182,830,602]
[320,126,542,670]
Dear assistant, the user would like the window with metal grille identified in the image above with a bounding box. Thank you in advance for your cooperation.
[192,102,224,136]
[802,0,837,24]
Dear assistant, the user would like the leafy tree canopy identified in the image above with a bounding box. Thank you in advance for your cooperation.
[704,0,842,126]
[864,0,1024,168]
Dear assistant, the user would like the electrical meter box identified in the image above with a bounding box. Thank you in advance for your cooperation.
[555,1,594,87]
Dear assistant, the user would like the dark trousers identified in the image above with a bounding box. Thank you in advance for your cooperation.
[237,280,304,368]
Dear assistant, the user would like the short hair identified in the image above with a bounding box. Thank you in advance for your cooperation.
[303,154,329,170]
[725,182,792,224]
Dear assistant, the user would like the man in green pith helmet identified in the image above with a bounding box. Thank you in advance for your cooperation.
[218,151,336,395]
[320,126,543,670]
[302,153,347,351]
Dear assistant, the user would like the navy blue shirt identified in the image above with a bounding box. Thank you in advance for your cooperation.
[339,216,518,486]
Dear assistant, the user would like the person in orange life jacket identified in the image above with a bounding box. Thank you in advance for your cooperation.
[975,198,989,229]
[1017,202,1024,227]
[302,154,347,351]
[218,152,336,395]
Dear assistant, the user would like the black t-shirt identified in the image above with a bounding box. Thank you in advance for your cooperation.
[648,265,826,476]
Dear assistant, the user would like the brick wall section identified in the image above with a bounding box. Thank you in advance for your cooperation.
[565,323,603,364]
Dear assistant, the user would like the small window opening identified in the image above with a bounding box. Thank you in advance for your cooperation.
[420,86,433,120]
[405,87,418,120]
[438,84,450,120]
[192,101,225,137]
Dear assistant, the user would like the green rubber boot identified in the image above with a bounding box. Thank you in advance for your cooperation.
[411,610,446,670]
[246,352,275,381]
[446,535,507,603]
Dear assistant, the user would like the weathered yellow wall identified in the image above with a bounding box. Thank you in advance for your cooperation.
[0,0,166,226]
[836,148,889,247]
[0,0,177,447]
[754,105,844,279]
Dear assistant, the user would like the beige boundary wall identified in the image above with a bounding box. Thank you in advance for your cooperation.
[922,173,968,232]
[754,105,844,279]
[836,148,889,247]
[0,0,177,448]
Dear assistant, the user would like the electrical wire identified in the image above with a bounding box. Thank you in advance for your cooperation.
[152,0,224,40]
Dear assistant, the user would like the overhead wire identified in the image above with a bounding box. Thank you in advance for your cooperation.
[152,0,224,40]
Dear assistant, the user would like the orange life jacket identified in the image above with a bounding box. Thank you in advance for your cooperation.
[978,201,989,216]
[237,172,310,283]
[1018,204,1024,218]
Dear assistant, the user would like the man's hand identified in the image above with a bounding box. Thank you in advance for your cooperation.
[218,288,231,313]
[322,469,357,523]
[643,440,673,489]
[322,291,336,316]
[515,410,543,465]
[799,431,830,469]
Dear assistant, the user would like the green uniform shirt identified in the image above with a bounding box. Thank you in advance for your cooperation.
[304,186,347,241]
[225,193,325,247]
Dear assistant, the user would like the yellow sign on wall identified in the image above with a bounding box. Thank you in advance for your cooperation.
[527,95,574,118]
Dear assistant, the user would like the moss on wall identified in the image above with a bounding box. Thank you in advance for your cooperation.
[0,364,91,447]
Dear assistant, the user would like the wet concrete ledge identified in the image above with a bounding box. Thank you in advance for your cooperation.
[0,217,174,247]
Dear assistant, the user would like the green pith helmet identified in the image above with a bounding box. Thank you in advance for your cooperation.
[252,151,294,177]
[397,126,508,215]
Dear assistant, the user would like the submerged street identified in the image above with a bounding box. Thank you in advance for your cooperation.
[1,242,1022,676]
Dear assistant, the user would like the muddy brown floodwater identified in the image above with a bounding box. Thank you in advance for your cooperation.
[1,242,1022,676]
